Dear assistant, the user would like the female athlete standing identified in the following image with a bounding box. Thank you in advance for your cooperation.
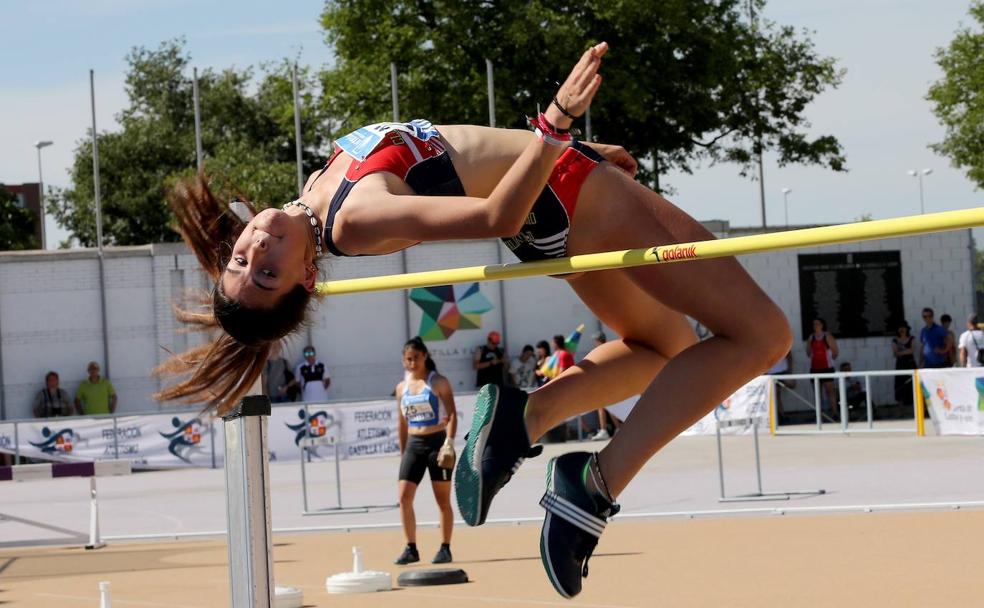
[159,42,791,598]
[394,337,457,565]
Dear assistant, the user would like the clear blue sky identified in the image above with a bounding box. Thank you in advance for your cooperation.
[1,0,980,247]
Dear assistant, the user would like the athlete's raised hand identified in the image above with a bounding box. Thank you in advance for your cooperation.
[546,42,608,128]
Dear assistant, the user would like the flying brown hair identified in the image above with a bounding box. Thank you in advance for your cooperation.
[155,175,317,414]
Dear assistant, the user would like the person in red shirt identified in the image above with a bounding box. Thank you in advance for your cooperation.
[552,334,575,374]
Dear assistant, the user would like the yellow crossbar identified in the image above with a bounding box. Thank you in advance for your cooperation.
[316,208,984,296]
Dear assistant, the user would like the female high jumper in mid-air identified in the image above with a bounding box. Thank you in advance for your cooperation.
[159,42,791,598]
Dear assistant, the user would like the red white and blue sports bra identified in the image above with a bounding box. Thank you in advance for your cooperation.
[309,120,465,257]
[311,120,604,261]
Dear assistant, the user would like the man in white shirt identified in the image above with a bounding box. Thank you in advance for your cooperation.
[294,345,331,402]
[509,345,538,390]
[958,314,984,368]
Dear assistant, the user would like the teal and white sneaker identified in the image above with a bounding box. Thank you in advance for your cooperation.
[539,451,620,599]
[455,384,543,526]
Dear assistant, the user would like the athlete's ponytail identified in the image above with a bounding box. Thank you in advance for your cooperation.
[155,175,319,415]
[404,336,437,373]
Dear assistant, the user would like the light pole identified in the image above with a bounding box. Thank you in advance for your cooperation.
[906,168,932,214]
[35,140,53,249]
[781,187,792,227]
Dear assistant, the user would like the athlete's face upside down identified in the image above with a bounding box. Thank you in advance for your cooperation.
[221,207,318,308]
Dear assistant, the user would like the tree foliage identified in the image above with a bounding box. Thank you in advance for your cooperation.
[49,40,327,247]
[0,187,39,251]
[927,1,984,190]
[319,0,846,189]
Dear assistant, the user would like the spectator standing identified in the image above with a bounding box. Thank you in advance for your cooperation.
[294,345,330,402]
[766,350,796,424]
[75,361,117,415]
[551,334,575,375]
[805,318,839,421]
[958,314,984,368]
[263,354,296,403]
[533,340,552,387]
[32,371,73,418]
[590,332,621,440]
[473,331,505,387]
[891,322,917,406]
[940,314,957,366]
[509,345,538,390]
[919,308,950,369]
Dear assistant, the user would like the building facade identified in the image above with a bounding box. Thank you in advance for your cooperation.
[0,229,974,419]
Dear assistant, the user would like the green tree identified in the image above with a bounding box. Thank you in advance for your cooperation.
[319,0,846,190]
[49,40,327,247]
[0,187,39,251]
[927,1,984,189]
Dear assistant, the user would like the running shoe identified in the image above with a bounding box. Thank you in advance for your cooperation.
[431,545,453,564]
[455,384,543,526]
[394,545,420,565]
[539,451,620,599]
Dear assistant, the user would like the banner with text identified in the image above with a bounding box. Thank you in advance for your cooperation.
[919,368,984,436]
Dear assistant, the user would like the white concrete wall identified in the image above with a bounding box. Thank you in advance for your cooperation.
[0,229,973,419]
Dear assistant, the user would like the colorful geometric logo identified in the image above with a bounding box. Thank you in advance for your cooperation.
[409,283,493,341]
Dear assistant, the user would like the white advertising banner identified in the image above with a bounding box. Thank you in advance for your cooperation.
[682,375,772,436]
[919,368,984,436]
[0,377,774,468]
[266,394,478,463]
[0,413,218,469]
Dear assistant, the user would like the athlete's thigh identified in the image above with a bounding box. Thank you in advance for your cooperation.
[569,163,782,340]
[566,268,696,359]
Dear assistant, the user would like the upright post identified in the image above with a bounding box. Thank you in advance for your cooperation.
[90,69,111,379]
[914,371,925,437]
[390,62,400,122]
[291,63,304,197]
[85,477,104,549]
[223,395,274,607]
[193,67,204,173]
[485,58,495,128]
[813,377,822,430]
[585,106,592,142]
[838,375,848,431]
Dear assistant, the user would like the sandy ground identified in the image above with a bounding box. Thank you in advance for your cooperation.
[3,509,984,607]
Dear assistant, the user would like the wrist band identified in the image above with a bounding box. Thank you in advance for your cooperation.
[552,96,577,120]
[528,113,573,147]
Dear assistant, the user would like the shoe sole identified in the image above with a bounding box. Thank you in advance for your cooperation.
[454,384,499,526]
[539,456,572,599]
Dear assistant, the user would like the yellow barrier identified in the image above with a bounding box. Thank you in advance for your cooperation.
[316,207,984,296]
[914,370,926,437]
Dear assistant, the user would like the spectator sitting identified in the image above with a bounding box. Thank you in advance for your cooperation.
[473,331,505,387]
[33,371,74,418]
[839,361,867,418]
[75,361,117,415]
[509,344,538,390]
[293,345,330,403]
[533,340,551,387]
[958,314,984,368]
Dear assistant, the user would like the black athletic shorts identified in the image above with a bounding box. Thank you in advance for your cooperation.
[399,430,450,484]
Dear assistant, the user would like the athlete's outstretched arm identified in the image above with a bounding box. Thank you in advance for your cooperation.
[339,43,608,248]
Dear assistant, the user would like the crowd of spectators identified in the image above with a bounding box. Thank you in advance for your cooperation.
[31,361,116,419]
[474,329,618,442]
